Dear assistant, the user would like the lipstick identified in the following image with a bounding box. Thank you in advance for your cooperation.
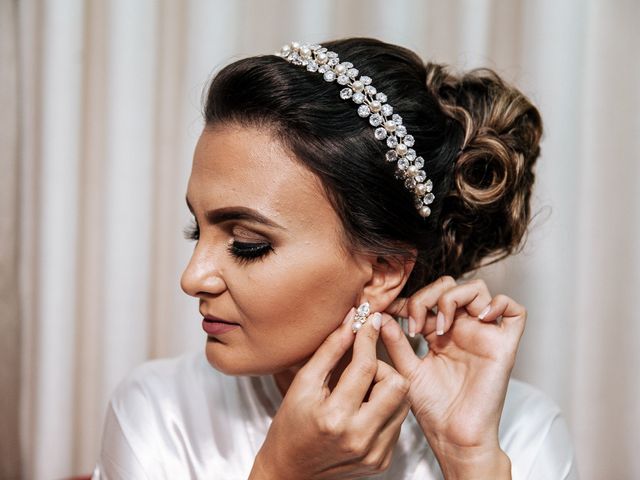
[202,317,239,335]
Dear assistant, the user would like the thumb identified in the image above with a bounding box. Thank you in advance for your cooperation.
[379,313,421,378]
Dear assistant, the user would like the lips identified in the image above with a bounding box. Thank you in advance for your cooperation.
[203,314,237,324]
[201,314,240,336]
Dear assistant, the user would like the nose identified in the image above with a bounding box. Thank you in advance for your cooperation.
[180,243,227,298]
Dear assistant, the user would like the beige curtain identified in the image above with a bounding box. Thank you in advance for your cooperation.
[1,1,21,479]
[3,0,639,478]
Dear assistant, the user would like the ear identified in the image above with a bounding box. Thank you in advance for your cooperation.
[357,250,417,313]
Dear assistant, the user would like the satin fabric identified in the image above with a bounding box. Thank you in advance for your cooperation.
[92,349,578,479]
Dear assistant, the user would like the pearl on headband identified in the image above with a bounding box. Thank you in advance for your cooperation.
[274,41,435,218]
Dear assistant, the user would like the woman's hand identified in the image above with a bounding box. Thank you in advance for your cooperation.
[250,308,411,480]
[379,276,526,479]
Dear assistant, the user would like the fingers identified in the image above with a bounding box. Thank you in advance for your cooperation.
[359,360,410,421]
[331,311,383,411]
[434,278,493,335]
[358,398,409,473]
[420,281,526,347]
[324,398,409,477]
[297,307,357,389]
[385,275,457,337]
[384,275,525,345]
[378,313,420,379]
[478,294,527,338]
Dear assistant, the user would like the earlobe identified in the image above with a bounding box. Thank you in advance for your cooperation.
[359,253,416,313]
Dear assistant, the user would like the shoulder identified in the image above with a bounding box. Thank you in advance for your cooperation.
[106,350,207,432]
[104,349,240,450]
[502,377,561,426]
[501,377,563,438]
[500,378,578,479]
[95,351,236,479]
[113,349,209,390]
[109,349,228,409]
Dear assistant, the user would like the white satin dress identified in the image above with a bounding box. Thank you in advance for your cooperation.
[92,348,578,479]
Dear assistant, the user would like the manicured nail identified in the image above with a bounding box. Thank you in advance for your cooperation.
[400,317,409,335]
[436,311,445,335]
[478,305,491,320]
[408,316,416,337]
[343,307,356,324]
[371,312,382,330]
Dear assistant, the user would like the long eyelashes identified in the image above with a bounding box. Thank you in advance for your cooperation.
[183,219,273,264]
[183,219,200,241]
[227,241,274,265]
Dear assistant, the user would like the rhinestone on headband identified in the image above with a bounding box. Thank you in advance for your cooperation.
[274,41,435,218]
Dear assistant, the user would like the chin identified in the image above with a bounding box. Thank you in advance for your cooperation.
[204,341,276,376]
[204,339,310,376]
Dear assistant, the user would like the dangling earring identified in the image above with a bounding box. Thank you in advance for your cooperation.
[352,301,371,333]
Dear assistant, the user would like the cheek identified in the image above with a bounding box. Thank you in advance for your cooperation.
[231,244,360,356]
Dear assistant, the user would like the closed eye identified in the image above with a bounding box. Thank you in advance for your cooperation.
[183,219,274,264]
[227,241,274,264]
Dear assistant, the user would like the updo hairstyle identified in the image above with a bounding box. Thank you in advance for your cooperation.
[202,37,543,295]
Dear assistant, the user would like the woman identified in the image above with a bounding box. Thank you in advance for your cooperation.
[92,37,577,479]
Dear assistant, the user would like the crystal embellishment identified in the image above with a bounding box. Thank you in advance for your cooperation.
[358,105,371,117]
[374,127,388,140]
[369,113,383,127]
[357,302,370,316]
[340,88,353,100]
[275,41,435,218]
[349,301,372,333]
[352,92,365,104]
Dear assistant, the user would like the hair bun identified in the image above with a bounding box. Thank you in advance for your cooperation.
[424,62,543,278]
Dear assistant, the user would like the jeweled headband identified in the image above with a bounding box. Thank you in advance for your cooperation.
[275,41,435,218]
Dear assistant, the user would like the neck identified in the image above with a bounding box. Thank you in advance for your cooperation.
[273,347,354,397]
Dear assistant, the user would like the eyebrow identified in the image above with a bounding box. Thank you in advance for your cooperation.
[185,196,287,231]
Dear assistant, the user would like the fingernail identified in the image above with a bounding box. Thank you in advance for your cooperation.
[436,311,445,335]
[478,305,491,320]
[371,312,382,330]
[408,316,416,338]
[343,307,356,324]
[400,317,409,335]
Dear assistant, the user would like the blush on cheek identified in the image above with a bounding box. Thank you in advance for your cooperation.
[212,241,360,374]
[204,333,320,376]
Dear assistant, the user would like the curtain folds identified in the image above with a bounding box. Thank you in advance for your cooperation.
[1,1,21,479]
[4,0,638,478]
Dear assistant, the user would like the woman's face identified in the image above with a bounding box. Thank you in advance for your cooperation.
[181,123,374,376]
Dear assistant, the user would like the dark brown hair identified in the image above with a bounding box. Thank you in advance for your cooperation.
[202,37,543,296]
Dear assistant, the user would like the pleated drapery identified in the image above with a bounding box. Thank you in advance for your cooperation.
[3,1,639,478]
